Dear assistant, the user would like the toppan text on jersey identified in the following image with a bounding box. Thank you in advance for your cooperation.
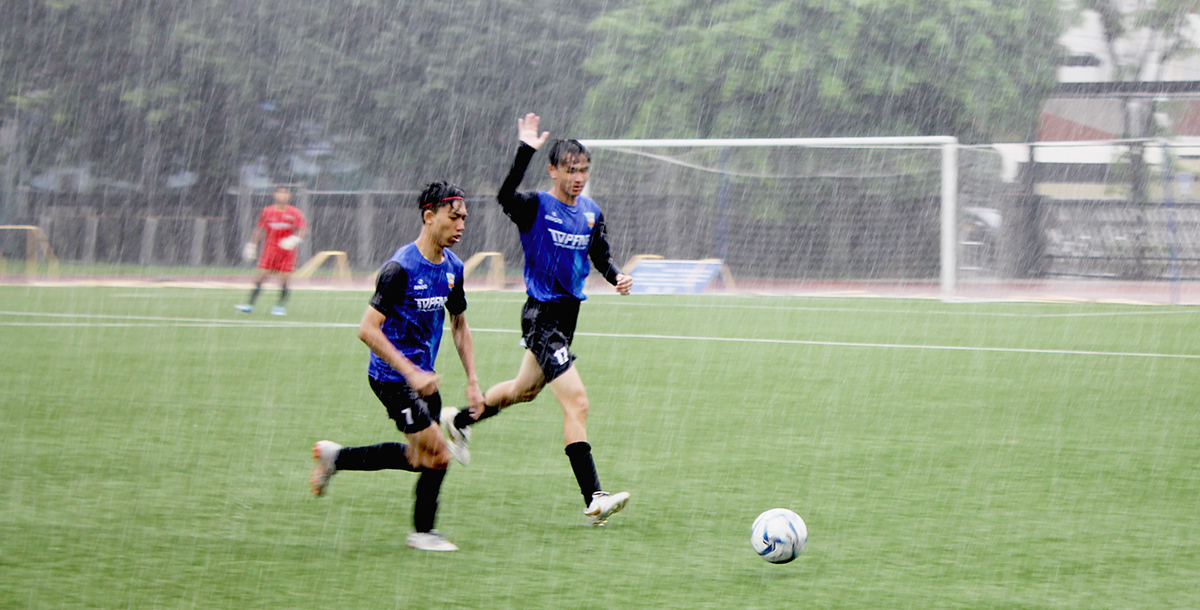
[548,228,590,250]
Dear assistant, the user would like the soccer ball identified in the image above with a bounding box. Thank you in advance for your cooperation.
[750,508,807,564]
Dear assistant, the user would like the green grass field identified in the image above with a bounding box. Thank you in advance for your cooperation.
[2,285,1198,609]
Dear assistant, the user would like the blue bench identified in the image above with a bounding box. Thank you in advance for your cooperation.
[628,258,730,294]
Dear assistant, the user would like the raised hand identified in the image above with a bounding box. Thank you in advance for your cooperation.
[518,113,550,150]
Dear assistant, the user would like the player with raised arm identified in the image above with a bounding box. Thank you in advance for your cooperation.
[310,181,484,552]
[440,113,633,527]
[235,185,307,316]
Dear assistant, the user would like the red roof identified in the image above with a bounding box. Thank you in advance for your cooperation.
[1038,112,1115,141]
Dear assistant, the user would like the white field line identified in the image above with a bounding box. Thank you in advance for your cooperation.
[94,291,1196,319]
[561,330,1200,360]
[2,311,1196,360]
[0,322,356,328]
[0,310,352,327]
[575,299,1200,318]
[360,297,1193,319]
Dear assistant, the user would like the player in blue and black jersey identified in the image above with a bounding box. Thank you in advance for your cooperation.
[309,181,485,552]
[442,113,633,527]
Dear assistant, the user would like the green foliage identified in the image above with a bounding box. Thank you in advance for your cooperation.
[1,0,1069,205]
[582,0,1065,142]
[1074,1,1200,210]
[0,0,600,199]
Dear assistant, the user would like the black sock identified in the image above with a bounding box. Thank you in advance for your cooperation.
[248,282,262,305]
[454,405,500,429]
[565,441,601,506]
[413,468,447,533]
[279,284,289,305]
[332,442,417,472]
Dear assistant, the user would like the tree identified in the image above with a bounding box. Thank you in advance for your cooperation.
[163,0,609,190]
[0,0,236,215]
[579,0,1065,143]
[0,0,606,214]
[1080,0,1198,198]
[1077,0,1199,278]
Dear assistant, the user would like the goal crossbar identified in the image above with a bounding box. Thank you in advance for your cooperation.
[578,137,961,300]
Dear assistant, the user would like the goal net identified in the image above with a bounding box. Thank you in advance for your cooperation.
[580,137,1014,301]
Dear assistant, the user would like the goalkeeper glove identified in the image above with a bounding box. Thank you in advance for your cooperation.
[279,235,302,251]
[242,242,257,261]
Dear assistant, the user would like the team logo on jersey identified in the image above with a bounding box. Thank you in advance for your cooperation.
[413,296,448,311]
[548,228,590,250]
[446,272,455,289]
[584,212,595,228]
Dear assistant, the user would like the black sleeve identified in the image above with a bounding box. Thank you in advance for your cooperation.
[446,264,467,316]
[588,211,622,285]
[369,261,407,315]
[497,143,541,233]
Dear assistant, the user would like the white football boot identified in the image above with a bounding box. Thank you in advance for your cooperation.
[439,407,472,466]
[406,530,459,552]
[234,304,254,313]
[584,491,631,527]
[310,440,342,497]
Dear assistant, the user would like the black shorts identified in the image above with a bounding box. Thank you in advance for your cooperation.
[520,297,581,383]
[368,376,442,434]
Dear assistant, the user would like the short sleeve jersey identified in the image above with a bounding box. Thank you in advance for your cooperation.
[258,205,306,250]
[520,192,603,302]
[367,242,466,383]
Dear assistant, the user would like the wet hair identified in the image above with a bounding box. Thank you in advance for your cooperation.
[547,139,591,167]
[417,180,465,216]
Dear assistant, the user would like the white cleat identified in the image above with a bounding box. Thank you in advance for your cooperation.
[234,304,254,313]
[585,491,631,527]
[311,440,342,497]
[439,407,472,467]
[270,305,287,316]
[406,530,459,552]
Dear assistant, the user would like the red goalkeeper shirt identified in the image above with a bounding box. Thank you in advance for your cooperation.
[258,204,306,251]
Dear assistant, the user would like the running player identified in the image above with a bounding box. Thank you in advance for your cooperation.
[441,113,633,527]
[235,185,307,316]
[310,181,485,552]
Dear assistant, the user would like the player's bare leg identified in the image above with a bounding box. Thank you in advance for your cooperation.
[318,428,456,550]
[547,365,588,445]
[405,425,451,471]
[548,364,629,525]
[446,351,544,462]
[482,350,546,410]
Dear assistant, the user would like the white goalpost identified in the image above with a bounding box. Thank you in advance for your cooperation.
[578,136,962,300]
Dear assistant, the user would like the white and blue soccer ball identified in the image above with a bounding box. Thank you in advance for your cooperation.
[750,508,807,564]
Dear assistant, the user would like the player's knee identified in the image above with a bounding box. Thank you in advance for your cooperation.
[564,394,589,419]
[425,445,451,470]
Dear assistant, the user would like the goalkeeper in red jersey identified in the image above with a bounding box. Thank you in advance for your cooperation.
[236,186,308,316]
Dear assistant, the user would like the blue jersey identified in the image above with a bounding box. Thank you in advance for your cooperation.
[519,192,603,301]
[367,242,466,383]
[498,143,623,302]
